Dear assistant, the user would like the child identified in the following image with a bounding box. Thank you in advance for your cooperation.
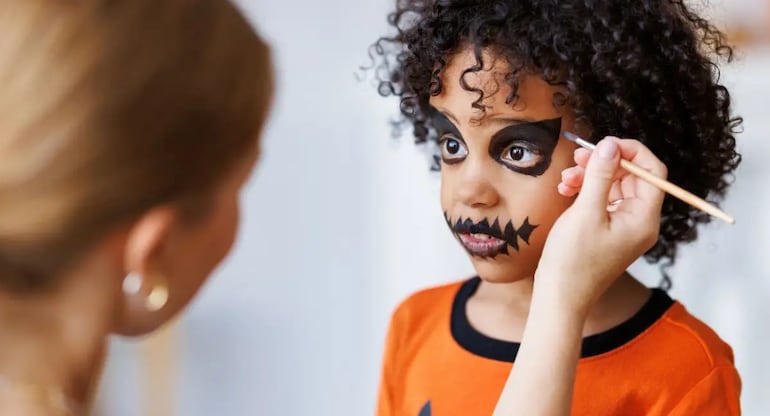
[370,0,742,414]
[0,0,272,413]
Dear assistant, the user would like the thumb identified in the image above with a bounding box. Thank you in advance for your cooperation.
[575,137,621,213]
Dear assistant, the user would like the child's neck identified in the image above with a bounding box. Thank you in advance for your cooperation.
[469,273,650,342]
[581,274,651,337]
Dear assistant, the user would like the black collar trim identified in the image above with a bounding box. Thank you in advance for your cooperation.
[450,277,674,362]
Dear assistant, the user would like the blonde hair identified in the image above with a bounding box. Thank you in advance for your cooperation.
[0,0,273,290]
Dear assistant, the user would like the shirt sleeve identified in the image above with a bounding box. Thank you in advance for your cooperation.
[376,304,408,416]
[669,365,742,416]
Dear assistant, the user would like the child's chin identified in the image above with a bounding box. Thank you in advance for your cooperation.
[470,257,537,284]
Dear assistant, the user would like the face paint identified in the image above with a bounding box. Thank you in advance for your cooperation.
[444,212,538,258]
[488,118,562,177]
[430,109,468,165]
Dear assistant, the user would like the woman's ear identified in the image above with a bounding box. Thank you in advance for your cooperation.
[114,207,178,336]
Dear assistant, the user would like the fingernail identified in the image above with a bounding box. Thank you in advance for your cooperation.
[597,138,618,159]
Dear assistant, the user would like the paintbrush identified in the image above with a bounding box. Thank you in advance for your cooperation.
[561,131,735,225]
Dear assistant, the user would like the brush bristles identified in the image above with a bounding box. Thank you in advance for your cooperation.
[561,131,581,143]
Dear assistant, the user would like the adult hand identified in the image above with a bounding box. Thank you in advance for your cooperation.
[537,136,667,315]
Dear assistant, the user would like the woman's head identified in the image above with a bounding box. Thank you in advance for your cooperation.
[0,0,273,334]
[371,0,741,285]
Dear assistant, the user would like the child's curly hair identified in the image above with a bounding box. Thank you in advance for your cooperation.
[368,0,742,288]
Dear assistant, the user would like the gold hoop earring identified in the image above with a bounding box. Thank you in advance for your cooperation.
[122,273,169,312]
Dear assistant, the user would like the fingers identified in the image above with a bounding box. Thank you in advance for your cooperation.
[561,166,583,186]
[558,165,582,197]
[558,182,580,197]
[574,147,591,167]
[608,181,624,205]
[614,139,668,179]
[613,139,667,206]
[560,164,636,203]
[561,136,668,224]
[573,147,625,182]
[610,196,661,250]
[599,138,666,240]
[573,138,622,218]
[573,139,665,177]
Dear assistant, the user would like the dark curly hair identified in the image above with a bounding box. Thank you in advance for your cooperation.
[367,0,742,288]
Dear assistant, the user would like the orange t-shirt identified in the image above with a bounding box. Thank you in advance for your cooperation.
[377,277,741,416]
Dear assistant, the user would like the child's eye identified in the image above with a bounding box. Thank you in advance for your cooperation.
[439,133,468,164]
[500,143,542,168]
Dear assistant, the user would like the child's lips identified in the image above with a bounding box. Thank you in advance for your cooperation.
[457,232,507,256]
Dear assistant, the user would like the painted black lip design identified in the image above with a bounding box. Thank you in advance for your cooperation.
[444,212,538,258]
[457,232,508,258]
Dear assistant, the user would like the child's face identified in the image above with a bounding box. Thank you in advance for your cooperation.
[430,47,579,283]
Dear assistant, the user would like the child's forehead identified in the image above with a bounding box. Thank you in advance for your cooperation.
[432,47,564,124]
[438,47,512,93]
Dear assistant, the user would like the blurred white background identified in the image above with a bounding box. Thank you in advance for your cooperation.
[95,0,769,414]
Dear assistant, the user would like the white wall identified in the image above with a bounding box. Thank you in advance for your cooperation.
[96,2,770,415]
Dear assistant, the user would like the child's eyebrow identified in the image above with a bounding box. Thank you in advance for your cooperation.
[428,107,462,132]
[430,105,540,127]
[490,117,562,139]
[486,114,538,126]
[430,106,460,125]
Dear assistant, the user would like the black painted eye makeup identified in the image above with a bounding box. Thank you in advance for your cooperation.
[488,118,562,177]
[430,109,468,165]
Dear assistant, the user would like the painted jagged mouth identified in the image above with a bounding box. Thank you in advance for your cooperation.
[457,232,508,257]
[444,212,538,259]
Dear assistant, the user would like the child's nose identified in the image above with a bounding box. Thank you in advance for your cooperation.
[455,159,499,209]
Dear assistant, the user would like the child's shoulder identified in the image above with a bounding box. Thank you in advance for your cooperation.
[577,293,740,414]
[387,277,469,330]
[397,278,467,310]
[627,297,741,412]
[656,300,735,367]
